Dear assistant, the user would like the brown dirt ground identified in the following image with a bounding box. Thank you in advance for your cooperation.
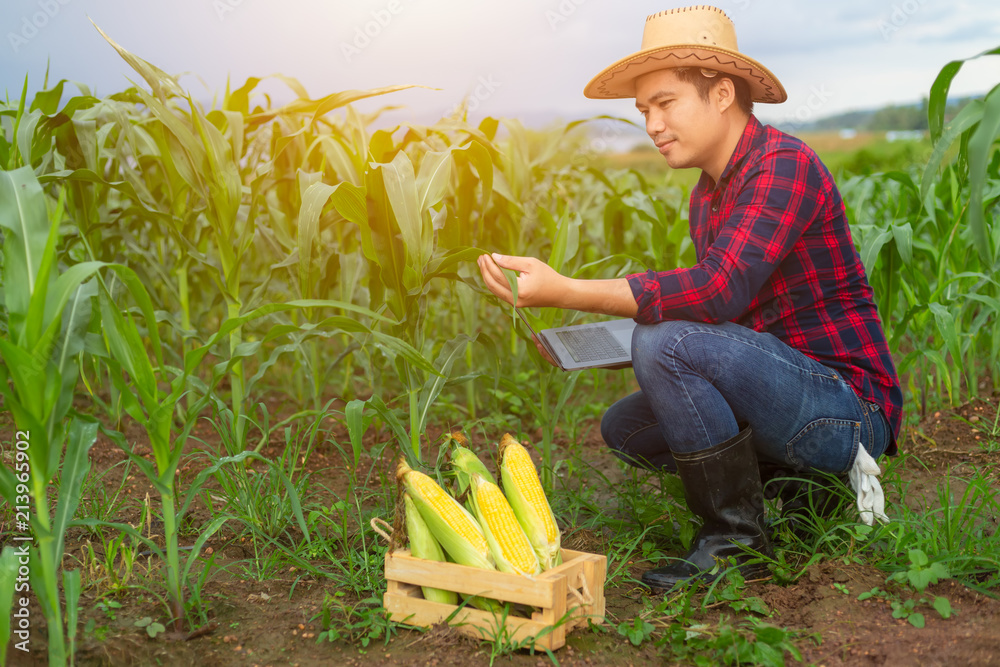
[3,391,1000,667]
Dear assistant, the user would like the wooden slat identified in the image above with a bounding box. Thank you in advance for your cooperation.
[385,550,557,607]
[385,592,554,650]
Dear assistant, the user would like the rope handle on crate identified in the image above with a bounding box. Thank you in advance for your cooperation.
[567,570,594,606]
[370,517,394,546]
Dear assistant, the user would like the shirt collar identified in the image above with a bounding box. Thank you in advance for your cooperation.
[697,115,764,193]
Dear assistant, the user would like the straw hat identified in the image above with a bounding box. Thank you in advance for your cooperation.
[583,6,786,103]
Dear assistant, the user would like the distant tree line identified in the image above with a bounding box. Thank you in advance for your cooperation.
[804,97,979,132]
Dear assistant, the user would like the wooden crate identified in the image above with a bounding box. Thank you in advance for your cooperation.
[383,548,606,651]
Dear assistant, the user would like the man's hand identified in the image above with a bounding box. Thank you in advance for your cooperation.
[477,253,568,308]
[532,335,558,367]
[477,252,640,318]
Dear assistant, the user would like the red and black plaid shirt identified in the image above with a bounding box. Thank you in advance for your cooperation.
[627,116,903,454]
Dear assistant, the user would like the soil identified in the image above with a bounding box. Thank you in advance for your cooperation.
[3,392,999,667]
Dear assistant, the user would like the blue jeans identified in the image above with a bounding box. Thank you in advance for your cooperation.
[601,321,891,474]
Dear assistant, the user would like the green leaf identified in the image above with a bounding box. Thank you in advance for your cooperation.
[380,151,426,268]
[933,596,953,619]
[180,515,232,585]
[63,569,81,648]
[908,548,929,568]
[907,613,925,629]
[0,167,50,337]
[345,399,367,471]
[927,45,1000,142]
[919,99,984,209]
[966,81,1000,265]
[51,419,98,566]
[92,21,186,102]
[0,548,19,662]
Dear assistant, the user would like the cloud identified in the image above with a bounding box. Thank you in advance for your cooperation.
[2,0,999,127]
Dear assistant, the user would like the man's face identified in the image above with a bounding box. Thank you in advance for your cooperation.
[634,69,726,172]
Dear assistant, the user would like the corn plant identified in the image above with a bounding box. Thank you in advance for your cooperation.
[846,44,1000,410]
[92,24,425,450]
[0,164,142,666]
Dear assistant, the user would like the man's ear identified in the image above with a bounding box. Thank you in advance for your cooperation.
[714,77,736,114]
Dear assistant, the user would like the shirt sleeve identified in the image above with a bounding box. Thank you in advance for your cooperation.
[627,148,829,324]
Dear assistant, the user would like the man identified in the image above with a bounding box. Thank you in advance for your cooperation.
[477,5,903,591]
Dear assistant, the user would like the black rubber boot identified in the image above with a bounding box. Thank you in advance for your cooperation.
[642,426,773,592]
[760,464,849,540]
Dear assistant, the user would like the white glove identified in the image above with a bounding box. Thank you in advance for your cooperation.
[848,446,888,526]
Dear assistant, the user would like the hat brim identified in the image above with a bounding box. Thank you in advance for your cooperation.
[584,46,787,103]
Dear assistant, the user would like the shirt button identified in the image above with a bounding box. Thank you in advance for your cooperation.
[711,204,718,212]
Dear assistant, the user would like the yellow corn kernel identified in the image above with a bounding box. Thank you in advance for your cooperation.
[397,460,494,571]
[499,434,562,570]
[470,474,540,576]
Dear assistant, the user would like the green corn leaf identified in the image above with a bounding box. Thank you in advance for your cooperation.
[890,222,913,267]
[415,334,474,438]
[345,399,367,471]
[0,548,18,665]
[55,280,97,393]
[380,151,427,269]
[928,45,1000,143]
[180,515,233,586]
[62,569,81,653]
[0,338,46,421]
[547,211,582,274]
[15,109,43,170]
[416,150,453,214]
[99,287,159,409]
[0,167,50,337]
[50,419,98,567]
[966,82,1000,265]
[859,227,893,275]
[919,99,984,210]
[928,302,963,375]
[92,21,186,102]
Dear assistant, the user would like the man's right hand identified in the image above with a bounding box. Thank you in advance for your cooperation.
[532,335,558,367]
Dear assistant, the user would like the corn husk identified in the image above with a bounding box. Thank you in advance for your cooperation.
[404,493,458,605]
[499,434,562,570]
[396,459,495,571]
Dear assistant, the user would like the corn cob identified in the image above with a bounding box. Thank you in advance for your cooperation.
[469,473,541,576]
[451,445,497,495]
[499,434,562,570]
[396,460,494,571]
[403,492,458,605]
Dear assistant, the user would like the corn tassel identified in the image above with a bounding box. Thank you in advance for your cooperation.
[396,460,494,571]
[499,434,562,570]
[469,473,541,576]
[403,493,458,605]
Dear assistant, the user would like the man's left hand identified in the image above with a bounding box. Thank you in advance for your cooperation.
[477,253,567,308]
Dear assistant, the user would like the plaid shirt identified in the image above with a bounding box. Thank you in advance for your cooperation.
[627,116,903,454]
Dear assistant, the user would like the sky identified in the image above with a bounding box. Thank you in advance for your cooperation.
[3,0,1000,138]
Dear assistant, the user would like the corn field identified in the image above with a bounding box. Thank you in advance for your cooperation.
[0,29,998,667]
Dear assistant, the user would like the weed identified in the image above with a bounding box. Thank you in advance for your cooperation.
[617,617,655,646]
[134,616,167,638]
[314,592,396,649]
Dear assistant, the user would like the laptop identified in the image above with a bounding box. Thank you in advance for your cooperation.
[514,308,635,371]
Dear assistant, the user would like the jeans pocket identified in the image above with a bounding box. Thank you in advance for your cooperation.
[785,418,860,473]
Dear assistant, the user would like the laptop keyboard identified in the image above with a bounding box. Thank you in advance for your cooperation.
[555,328,628,363]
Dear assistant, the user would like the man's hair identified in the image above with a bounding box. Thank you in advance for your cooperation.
[671,67,754,116]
